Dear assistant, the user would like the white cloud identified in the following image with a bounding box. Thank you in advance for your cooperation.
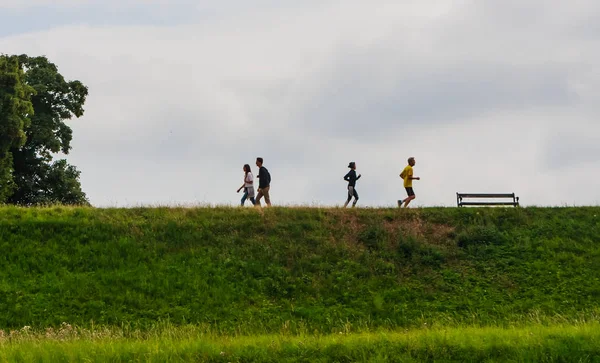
[1,0,599,207]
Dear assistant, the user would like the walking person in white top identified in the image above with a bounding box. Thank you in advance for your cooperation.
[236,164,256,206]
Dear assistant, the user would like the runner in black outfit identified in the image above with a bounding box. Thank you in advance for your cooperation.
[343,162,361,208]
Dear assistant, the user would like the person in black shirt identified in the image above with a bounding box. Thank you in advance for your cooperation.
[343,162,361,208]
[255,157,272,207]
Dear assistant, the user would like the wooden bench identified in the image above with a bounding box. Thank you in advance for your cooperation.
[456,193,519,207]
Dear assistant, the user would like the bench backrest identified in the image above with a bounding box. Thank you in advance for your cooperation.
[458,193,515,198]
[456,193,519,207]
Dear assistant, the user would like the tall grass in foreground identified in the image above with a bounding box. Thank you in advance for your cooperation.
[1,323,599,362]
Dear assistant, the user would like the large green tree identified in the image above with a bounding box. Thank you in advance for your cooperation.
[0,55,34,203]
[1,54,89,205]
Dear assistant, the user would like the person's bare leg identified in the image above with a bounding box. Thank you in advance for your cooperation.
[403,195,415,208]
[344,187,353,208]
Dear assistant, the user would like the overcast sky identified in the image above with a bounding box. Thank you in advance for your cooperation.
[1,0,599,207]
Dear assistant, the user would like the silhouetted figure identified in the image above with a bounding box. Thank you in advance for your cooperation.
[343,162,361,208]
[255,157,272,207]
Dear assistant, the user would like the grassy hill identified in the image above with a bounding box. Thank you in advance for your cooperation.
[1,206,598,335]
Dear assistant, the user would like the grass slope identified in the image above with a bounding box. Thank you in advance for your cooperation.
[0,206,599,334]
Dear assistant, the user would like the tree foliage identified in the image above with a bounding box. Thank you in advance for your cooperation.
[0,55,34,202]
[0,54,89,205]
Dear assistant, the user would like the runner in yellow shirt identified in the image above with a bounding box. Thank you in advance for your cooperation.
[398,157,420,208]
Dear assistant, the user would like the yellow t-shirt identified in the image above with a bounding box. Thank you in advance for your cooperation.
[401,165,413,187]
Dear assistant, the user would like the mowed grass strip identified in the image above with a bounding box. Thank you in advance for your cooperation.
[1,323,599,362]
[0,206,599,333]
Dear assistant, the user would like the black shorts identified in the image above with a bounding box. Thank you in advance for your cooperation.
[405,187,415,196]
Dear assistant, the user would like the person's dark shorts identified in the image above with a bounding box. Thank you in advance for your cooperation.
[405,187,415,196]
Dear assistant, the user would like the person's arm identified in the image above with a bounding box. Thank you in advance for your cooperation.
[257,169,264,190]
[356,174,361,180]
[237,183,245,193]
[407,170,420,180]
[343,172,351,181]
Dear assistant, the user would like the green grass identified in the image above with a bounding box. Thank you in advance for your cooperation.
[1,206,599,334]
[1,323,600,362]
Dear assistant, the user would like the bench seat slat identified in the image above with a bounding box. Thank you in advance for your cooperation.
[459,202,518,206]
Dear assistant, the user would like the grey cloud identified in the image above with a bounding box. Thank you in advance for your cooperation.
[293,61,575,141]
